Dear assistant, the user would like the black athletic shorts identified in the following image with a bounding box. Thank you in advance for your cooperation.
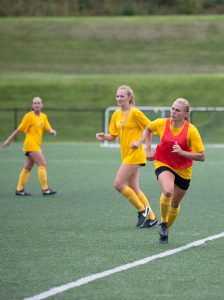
[25,152,31,157]
[155,166,191,191]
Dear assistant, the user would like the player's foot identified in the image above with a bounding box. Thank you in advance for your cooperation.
[159,222,168,244]
[15,189,31,196]
[42,188,57,196]
[139,218,159,228]
[136,207,150,227]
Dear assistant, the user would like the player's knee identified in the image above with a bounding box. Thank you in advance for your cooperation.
[37,163,47,169]
[163,190,173,198]
[25,166,32,172]
[114,180,123,192]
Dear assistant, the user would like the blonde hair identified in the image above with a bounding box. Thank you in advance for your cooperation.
[32,97,42,103]
[173,98,191,121]
[117,85,135,106]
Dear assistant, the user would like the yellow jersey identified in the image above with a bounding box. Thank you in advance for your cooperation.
[109,107,150,164]
[18,111,51,152]
[149,118,205,179]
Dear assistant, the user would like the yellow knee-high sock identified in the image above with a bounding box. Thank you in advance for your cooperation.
[16,168,30,191]
[138,191,156,220]
[160,193,172,223]
[168,206,180,228]
[38,166,48,190]
[121,186,145,212]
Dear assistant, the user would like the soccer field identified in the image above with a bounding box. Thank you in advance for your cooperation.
[1,143,224,300]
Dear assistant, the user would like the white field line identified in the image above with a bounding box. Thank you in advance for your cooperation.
[24,231,224,300]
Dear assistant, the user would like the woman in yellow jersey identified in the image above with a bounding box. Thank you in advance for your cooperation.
[143,98,205,243]
[2,97,57,196]
[96,85,157,228]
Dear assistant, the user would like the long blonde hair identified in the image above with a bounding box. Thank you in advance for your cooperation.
[173,98,191,121]
[117,85,135,106]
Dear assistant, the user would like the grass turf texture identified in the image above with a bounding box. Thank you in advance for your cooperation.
[0,143,224,299]
[1,16,224,76]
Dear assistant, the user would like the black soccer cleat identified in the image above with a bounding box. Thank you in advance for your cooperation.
[159,222,168,244]
[42,188,57,196]
[136,207,150,227]
[15,189,31,196]
[139,218,159,229]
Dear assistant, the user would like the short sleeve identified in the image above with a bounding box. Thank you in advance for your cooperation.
[188,125,205,152]
[17,113,31,133]
[43,114,51,131]
[109,111,118,136]
[134,109,151,130]
[148,118,165,135]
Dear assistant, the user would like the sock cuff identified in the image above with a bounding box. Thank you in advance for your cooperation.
[121,186,131,196]
[38,165,46,170]
[160,193,172,204]
[170,206,180,213]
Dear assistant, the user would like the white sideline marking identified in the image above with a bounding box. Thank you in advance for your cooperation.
[24,232,224,300]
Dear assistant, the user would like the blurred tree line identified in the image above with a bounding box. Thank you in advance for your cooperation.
[0,0,224,16]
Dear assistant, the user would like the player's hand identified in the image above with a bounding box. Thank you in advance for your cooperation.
[130,141,140,149]
[172,141,183,155]
[146,149,154,161]
[51,129,57,136]
[2,140,10,148]
[96,133,105,141]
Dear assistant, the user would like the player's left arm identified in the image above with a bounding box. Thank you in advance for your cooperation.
[48,128,57,136]
[172,125,205,161]
[44,114,57,136]
[172,142,205,161]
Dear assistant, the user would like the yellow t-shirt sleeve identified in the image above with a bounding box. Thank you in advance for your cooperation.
[187,124,205,152]
[134,109,151,130]
[109,111,119,136]
[17,113,31,133]
[43,114,51,131]
[149,118,166,136]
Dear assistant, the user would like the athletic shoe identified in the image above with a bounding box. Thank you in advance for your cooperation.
[42,188,57,196]
[159,222,168,244]
[15,189,31,196]
[139,218,159,229]
[136,207,150,227]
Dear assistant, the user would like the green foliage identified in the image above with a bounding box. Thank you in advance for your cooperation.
[0,0,224,16]
[121,0,137,15]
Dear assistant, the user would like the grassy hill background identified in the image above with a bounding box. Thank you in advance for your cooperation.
[0,16,223,142]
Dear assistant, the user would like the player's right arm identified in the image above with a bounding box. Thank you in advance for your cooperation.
[96,133,116,141]
[96,110,118,141]
[2,129,21,148]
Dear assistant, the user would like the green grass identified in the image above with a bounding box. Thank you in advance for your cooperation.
[0,16,224,75]
[0,16,224,142]
[0,74,224,109]
[0,143,224,299]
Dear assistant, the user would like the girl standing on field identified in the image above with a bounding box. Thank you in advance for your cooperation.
[2,97,57,196]
[142,98,205,243]
[96,85,157,228]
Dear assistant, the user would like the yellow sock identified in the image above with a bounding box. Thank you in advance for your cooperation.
[38,166,48,190]
[160,193,172,223]
[16,168,30,191]
[121,186,145,212]
[168,206,180,228]
[138,191,156,220]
